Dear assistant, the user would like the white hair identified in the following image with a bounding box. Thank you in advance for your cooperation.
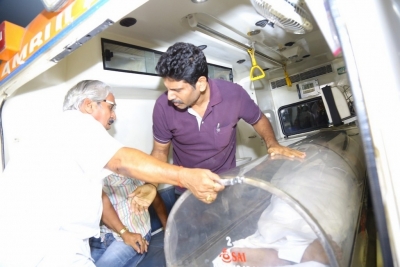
[63,80,113,111]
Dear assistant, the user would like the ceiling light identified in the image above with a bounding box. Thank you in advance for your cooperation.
[191,0,208,3]
[40,0,68,12]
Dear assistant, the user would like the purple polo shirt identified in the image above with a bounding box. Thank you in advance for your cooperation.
[153,79,261,189]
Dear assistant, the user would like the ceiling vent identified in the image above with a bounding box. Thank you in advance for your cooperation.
[271,64,332,89]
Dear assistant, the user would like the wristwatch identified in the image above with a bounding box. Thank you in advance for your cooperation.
[118,226,129,236]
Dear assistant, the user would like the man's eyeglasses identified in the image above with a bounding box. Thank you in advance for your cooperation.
[100,100,117,111]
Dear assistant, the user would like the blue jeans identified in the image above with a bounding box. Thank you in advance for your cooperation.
[137,231,166,267]
[89,232,151,267]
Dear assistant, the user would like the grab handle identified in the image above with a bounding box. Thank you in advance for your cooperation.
[284,65,292,87]
[247,48,265,81]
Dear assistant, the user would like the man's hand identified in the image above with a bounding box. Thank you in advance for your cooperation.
[121,232,148,254]
[178,168,224,204]
[267,144,306,158]
[128,184,157,214]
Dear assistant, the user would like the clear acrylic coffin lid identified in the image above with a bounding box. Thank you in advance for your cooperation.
[164,127,365,267]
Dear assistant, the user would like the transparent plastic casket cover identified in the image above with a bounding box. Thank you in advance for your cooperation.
[165,127,365,267]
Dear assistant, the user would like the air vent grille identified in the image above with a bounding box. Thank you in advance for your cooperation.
[271,64,333,89]
[289,74,301,83]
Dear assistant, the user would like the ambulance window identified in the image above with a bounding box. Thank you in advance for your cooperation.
[207,63,233,82]
[101,38,233,81]
[278,96,329,136]
[101,38,163,76]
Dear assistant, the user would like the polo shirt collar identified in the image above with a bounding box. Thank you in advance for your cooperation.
[208,79,222,107]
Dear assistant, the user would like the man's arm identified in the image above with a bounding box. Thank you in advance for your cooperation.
[105,146,223,203]
[152,193,168,229]
[252,114,306,158]
[150,140,171,229]
[101,191,148,254]
[151,140,170,163]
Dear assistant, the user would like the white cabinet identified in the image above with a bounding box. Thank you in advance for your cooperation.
[236,119,267,160]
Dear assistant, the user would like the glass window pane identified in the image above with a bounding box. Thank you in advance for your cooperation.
[208,63,232,81]
[102,38,233,81]
[101,38,162,76]
[278,97,329,136]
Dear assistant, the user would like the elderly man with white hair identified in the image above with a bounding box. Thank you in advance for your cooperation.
[0,80,224,267]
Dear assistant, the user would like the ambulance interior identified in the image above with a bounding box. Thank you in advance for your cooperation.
[0,0,398,266]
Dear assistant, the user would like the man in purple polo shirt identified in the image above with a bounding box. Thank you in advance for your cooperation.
[150,42,305,203]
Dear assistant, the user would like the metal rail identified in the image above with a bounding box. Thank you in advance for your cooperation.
[194,22,284,67]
